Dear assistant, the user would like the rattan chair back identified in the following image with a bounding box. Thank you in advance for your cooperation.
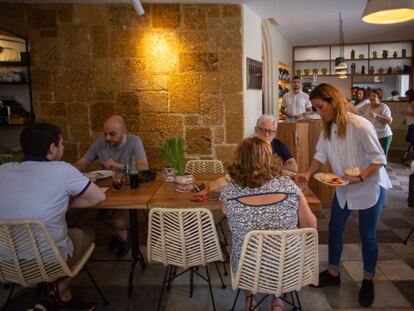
[185,160,224,175]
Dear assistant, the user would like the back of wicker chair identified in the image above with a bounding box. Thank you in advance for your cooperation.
[185,160,224,175]
[232,228,319,297]
[0,220,93,288]
[147,208,224,269]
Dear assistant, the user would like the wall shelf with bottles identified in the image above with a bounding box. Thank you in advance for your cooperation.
[278,62,290,99]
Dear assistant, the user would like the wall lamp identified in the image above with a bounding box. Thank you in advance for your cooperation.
[132,0,145,15]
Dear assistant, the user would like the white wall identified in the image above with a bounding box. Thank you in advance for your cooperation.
[243,5,262,138]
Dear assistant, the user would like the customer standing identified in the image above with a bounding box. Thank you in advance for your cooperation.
[296,83,391,307]
[358,89,393,158]
[221,137,316,311]
[281,75,312,122]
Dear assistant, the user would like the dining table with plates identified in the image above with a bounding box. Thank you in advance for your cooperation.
[72,172,321,296]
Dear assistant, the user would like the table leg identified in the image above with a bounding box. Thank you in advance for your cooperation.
[128,209,146,297]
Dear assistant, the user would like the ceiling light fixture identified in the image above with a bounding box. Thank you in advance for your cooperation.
[362,0,414,24]
[132,0,145,15]
[334,12,347,76]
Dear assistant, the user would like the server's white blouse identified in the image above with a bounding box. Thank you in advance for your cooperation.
[314,113,392,210]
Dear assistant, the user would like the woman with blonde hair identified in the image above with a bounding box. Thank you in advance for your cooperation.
[296,83,391,307]
[221,136,316,311]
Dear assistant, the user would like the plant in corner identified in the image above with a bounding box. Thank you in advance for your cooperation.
[159,137,193,191]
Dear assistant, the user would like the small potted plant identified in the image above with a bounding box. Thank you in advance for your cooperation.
[159,137,194,192]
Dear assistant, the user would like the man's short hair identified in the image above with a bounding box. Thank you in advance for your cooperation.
[292,75,301,81]
[256,114,277,127]
[20,122,62,157]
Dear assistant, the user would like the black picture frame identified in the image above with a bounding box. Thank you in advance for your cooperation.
[247,57,262,90]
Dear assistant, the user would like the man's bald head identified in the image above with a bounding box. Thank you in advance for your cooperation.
[103,115,127,147]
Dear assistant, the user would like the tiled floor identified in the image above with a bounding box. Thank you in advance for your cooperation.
[2,151,414,311]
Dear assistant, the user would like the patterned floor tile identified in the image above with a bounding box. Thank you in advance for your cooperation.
[370,281,411,308]
[342,260,387,282]
[377,260,414,280]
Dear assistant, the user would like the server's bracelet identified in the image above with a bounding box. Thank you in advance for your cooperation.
[358,175,364,182]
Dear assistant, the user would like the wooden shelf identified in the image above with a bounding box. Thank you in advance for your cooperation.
[352,73,409,76]
[295,59,330,63]
[0,82,29,85]
[0,61,28,67]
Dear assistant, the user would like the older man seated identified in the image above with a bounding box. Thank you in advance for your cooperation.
[255,114,298,172]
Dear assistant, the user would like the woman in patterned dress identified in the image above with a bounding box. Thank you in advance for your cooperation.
[221,137,317,311]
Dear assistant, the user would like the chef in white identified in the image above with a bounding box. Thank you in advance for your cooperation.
[281,75,312,122]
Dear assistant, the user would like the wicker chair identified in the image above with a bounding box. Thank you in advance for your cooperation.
[230,228,319,311]
[185,159,224,175]
[147,208,225,311]
[0,220,108,310]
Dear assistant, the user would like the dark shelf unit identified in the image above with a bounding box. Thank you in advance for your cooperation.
[0,82,30,85]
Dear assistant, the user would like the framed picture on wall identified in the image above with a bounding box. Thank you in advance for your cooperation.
[247,57,262,89]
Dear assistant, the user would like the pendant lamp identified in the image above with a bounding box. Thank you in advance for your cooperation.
[362,0,414,24]
[132,0,145,15]
[334,13,347,75]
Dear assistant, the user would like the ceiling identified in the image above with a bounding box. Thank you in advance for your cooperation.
[5,0,414,45]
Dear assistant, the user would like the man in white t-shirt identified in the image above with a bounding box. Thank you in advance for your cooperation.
[0,122,105,311]
[281,75,312,122]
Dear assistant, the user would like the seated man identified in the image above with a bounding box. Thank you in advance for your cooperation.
[75,115,149,257]
[0,122,105,311]
[255,114,298,172]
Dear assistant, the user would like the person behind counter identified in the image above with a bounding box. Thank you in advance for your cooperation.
[295,83,391,308]
[221,136,316,311]
[357,89,393,158]
[255,114,298,173]
[400,89,414,148]
[281,75,312,122]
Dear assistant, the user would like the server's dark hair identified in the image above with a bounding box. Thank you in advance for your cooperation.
[20,122,62,157]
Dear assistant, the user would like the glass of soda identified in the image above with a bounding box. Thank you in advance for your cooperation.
[112,168,124,191]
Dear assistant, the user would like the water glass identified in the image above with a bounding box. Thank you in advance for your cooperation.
[112,168,124,191]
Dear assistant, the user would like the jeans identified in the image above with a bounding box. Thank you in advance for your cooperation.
[328,186,385,278]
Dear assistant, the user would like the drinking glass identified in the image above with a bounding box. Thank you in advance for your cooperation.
[112,168,124,191]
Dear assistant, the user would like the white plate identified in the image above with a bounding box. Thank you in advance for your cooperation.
[306,114,321,120]
[85,170,112,180]
[313,173,349,187]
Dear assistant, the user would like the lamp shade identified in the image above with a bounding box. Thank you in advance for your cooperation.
[362,0,414,24]
[335,68,348,75]
[335,57,348,70]
[338,74,348,79]
[132,0,145,15]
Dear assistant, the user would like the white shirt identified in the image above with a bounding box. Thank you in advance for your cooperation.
[314,113,392,210]
[358,103,393,138]
[0,159,90,259]
[282,91,312,122]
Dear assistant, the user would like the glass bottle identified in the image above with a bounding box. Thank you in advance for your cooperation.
[129,154,139,189]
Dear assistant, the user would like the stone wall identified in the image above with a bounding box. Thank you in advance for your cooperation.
[0,3,243,168]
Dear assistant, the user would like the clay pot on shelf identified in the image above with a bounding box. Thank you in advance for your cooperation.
[372,51,378,59]
[358,54,364,59]
[312,68,318,75]
[304,69,310,75]
[368,66,374,74]
[321,68,328,75]
[382,50,388,58]
[396,66,403,74]
[361,65,365,74]
[402,49,407,57]
[296,69,301,76]
[351,49,355,59]
[377,67,384,74]
[393,51,398,58]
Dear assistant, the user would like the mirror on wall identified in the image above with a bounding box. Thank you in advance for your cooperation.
[352,74,410,101]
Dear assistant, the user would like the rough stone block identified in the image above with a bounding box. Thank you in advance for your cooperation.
[124,74,168,91]
[40,29,57,38]
[36,116,68,139]
[37,102,66,117]
[178,52,220,73]
[116,92,140,115]
[200,93,223,126]
[108,4,150,29]
[220,72,242,93]
[179,53,198,72]
[73,4,106,25]
[66,102,91,141]
[90,101,116,132]
[78,142,92,159]
[138,113,158,132]
[152,4,180,28]
[91,25,108,59]
[61,141,78,164]
[157,114,184,138]
[58,25,91,67]
[222,5,242,17]
[178,31,209,52]
[39,93,53,101]
[96,92,115,102]
[184,114,201,126]
[200,73,220,94]
[185,127,212,155]
[53,69,93,101]
[31,39,59,66]
[28,9,57,28]
[145,146,164,169]
[223,93,243,115]
[204,5,220,18]
[225,114,243,143]
[182,7,206,29]
[213,31,242,52]
[207,17,241,32]
[215,144,237,168]
[212,127,224,144]
[31,69,53,92]
[109,29,145,58]
[219,52,242,76]
[58,4,73,23]
[169,74,200,113]
[138,91,169,113]
[139,131,162,149]
[93,59,124,91]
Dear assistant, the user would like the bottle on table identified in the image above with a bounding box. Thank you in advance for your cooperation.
[129,154,140,189]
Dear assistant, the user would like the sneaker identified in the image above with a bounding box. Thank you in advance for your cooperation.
[107,235,119,250]
[359,279,374,307]
[313,269,341,288]
[116,240,130,258]
[59,298,96,311]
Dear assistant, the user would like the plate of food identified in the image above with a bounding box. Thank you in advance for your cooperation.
[344,166,361,177]
[305,113,322,120]
[313,173,349,186]
[85,170,112,180]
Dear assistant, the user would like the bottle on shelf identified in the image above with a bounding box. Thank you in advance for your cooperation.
[129,154,140,189]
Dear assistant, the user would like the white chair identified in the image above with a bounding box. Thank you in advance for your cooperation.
[185,159,224,175]
[0,220,108,310]
[230,228,319,311]
[147,208,225,311]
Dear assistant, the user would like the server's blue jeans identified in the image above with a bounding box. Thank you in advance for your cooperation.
[328,186,385,278]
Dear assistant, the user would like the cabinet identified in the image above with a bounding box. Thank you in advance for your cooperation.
[0,29,33,152]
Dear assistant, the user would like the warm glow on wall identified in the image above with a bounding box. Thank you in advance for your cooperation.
[143,31,178,73]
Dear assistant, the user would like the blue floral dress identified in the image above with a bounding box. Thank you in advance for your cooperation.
[221,176,301,274]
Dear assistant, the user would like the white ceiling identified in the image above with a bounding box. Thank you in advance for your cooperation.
[5,0,414,45]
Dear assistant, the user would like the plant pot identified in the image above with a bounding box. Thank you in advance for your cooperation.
[162,167,177,183]
[174,174,194,192]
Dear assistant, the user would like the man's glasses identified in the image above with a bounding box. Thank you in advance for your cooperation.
[257,127,276,135]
